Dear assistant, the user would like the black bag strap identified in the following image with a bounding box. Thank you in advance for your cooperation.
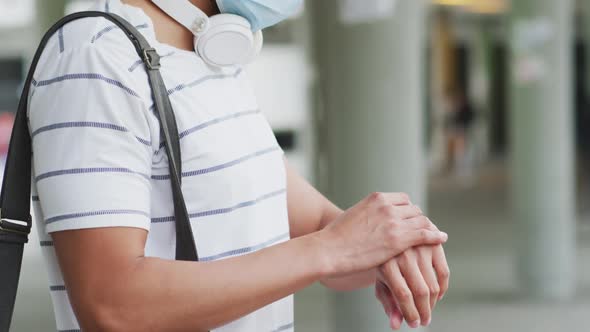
[0,11,199,331]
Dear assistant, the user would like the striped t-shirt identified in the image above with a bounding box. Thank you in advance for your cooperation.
[28,1,293,331]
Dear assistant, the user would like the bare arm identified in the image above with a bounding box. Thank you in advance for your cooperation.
[53,192,446,332]
[53,228,328,332]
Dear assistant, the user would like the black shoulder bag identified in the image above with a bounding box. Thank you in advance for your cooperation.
[0,12,200,331]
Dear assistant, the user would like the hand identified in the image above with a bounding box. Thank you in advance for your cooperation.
[375,245,450,330]
[318,192,448,277]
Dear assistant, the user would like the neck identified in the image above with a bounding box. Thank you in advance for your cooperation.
[121,0,219,51]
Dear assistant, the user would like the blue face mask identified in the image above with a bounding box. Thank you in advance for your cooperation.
[216,0,303,32]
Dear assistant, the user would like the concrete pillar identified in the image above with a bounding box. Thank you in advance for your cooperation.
[309,0,428,330]
[509,0,576,299]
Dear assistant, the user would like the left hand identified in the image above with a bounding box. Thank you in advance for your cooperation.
[375,244,450,330]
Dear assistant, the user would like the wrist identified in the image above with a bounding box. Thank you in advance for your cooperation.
[304,229,338,279]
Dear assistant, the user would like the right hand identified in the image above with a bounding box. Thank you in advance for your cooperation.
[318,192,448,277]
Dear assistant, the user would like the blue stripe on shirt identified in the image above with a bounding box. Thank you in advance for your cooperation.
[34,73,140,97]
[151,146,280,180]
[32,121,127,138]
[31,121,152,146]
[272,322,295,332]
[156,109,260,151]
[151,188,286,224]
[166,68,242,96]
[35,167,150,183]
[91,23,149,43]
[58,27,65,53]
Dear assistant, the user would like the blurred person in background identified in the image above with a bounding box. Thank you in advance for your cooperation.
[445,89,476,184]
[28,0,450,331]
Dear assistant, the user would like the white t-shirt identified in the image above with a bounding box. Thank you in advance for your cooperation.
[28,1,293,331]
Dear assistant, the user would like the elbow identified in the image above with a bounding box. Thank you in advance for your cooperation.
[76,299,135,332]
[72,282,145,332]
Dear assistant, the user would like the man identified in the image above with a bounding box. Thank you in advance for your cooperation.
[29,0,450,331]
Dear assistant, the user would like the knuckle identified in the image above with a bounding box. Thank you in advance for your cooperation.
[400,250,412,260]
[419,216,431,225]
[399,192,410,203]
[429,285,440,297]
[412,205,423,215]
[387,224,403,243]
[415,286,430,299]
[438,267,451,279]
[369,192,386,204]
[381,264,394,279]
[394,288,412,302]
[380,205,397,219]
[386,229,400,245]
[419,229,430,240]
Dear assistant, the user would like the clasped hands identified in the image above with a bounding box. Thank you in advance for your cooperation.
[374,195,449,330]
[321,192,449,330]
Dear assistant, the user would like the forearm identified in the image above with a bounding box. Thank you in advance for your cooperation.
[81,234,329,331]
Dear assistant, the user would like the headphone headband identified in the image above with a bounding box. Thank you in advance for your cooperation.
[151,0,210,35]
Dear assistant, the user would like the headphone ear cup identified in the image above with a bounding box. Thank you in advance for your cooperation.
[195,14,256,67]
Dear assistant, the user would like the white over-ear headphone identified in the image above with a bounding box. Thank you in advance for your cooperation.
[151,0,263,67]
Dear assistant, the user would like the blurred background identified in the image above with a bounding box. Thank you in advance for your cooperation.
[1,0,589,331]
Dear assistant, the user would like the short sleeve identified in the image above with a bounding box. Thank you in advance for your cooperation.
[29,43,154,234]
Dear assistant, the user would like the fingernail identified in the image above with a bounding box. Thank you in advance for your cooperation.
[439,294,444,300]
[408,320,420,328]
[389,318,398,330]
[424,318,432,326]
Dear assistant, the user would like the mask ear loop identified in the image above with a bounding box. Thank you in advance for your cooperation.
[249,30,264,62]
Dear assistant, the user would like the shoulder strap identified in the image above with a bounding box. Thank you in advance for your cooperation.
[0,11,199,332]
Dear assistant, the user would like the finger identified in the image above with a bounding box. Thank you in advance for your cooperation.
[376,281,403,330]
[383,260,421,328]
[417,248,439,311]
[375,281,394,318]
[403,216,436,231]
[400,259,431,327]
[403,229,448,248]
[388,288,404,330]
[369,192,411,206]
[432,245,450,300]
[393,205,423,220]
